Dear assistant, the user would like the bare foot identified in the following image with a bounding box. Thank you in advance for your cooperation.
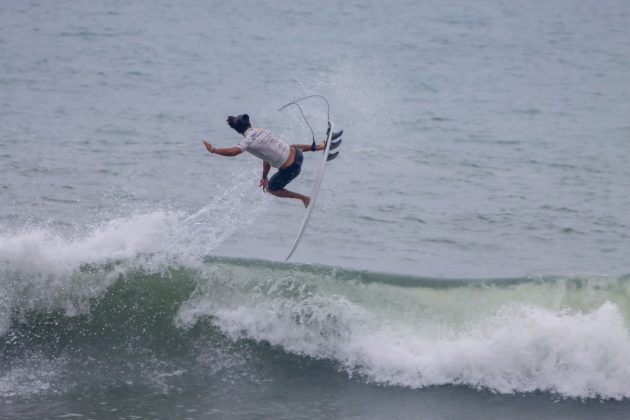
[302,196,310,208]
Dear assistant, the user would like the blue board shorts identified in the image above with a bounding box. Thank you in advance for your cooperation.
[268,149,303,191]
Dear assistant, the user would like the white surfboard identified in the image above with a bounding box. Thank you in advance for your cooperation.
[285,123,335,261]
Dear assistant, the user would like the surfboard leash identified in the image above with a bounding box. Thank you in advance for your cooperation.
[279,95,331,152]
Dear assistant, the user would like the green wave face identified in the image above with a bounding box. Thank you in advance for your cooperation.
[2,256,629,400]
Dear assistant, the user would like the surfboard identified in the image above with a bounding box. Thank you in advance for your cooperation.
[285,123,338,261]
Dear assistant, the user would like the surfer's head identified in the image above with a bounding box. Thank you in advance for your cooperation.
[227,114,251,135]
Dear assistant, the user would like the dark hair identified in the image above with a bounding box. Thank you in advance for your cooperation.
[227,114,251,134]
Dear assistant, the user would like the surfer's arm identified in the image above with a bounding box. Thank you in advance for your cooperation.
[261,161,271,179]
[292,142,326,152]
[202,140,242,157]
[260,161,271,192]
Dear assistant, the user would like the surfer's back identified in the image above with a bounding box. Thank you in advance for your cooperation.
[238,127,290,168]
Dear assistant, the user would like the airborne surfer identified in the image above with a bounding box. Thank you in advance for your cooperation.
[202,114,342,208]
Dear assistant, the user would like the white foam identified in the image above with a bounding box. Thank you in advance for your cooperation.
[0,211,180,277]
[348,301,630,399]
[176,272,630,400]
[0,175,267,334]
[0,211,181,334]
[0,353,68,398]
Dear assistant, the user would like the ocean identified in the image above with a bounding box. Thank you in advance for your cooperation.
[1,0,630,418]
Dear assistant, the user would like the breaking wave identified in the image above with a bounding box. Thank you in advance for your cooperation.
[1,212,630,400]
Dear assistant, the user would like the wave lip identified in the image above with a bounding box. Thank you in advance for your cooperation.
[0,212,186,332]
[0,200,259,334]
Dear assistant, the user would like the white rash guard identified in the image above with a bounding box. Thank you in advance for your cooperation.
[237,127,290,168]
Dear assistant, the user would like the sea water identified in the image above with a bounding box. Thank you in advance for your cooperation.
[1,0,630,418]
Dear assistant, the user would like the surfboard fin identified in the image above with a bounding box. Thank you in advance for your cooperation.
[329,138,342,150]
[327,151,339,161]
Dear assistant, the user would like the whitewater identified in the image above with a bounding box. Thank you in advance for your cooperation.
[2,212,630,403]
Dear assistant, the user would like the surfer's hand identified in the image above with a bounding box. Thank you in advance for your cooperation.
[316,141,326,151]
[202,140,215,153]
[259,177,268,192]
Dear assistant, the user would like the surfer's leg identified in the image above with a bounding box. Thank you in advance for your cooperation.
[267,150,306,206]
[268,189,310,208]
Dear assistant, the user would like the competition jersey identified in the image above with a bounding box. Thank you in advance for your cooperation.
[237,128,290,168]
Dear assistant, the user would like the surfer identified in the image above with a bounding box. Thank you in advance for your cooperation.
[202,114,342,208]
